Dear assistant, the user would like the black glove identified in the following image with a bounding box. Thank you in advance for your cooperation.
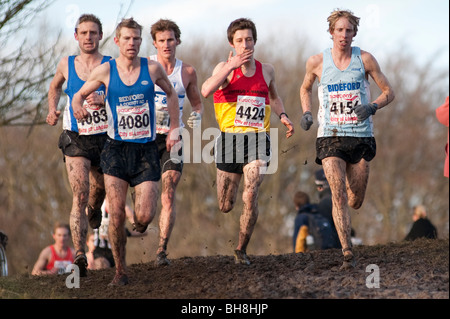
[352,103,378,121]
[300,111,313,131]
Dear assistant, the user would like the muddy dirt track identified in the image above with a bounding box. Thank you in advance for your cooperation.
[0,238,448,314]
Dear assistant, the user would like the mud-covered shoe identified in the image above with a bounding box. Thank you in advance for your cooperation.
[73,252,88,277]
[340,249,356,270]
[108,274,129,286]
[87,205,102,229]
[234,249,251,265]
[155,251,171,267]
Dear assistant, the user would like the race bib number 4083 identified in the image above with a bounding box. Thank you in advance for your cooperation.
[328,90,360,124]
[77,101,108,135]
[234,95,265,128]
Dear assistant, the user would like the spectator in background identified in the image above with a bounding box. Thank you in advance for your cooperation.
[32,222,75,275]
[405,205,437,241]
[292,191,318,253]
[436,96,449,178]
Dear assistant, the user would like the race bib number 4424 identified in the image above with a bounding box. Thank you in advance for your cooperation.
[234,95,265,128]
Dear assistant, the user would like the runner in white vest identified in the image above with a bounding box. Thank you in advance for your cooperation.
[149,19,204,266]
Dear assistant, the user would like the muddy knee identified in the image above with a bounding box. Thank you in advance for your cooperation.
[219,201,234,213]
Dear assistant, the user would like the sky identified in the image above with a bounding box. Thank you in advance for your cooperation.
[37,0,449,73]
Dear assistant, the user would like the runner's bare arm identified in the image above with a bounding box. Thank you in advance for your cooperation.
[47,57,68,126]
[264,63,294,138]
[300,54,322,114]
[362,51,395,110]
[184,64,203,115]
[31,247,54,276]
[149,61,180,150]
[72,63,110,120]
[201,50,253,98]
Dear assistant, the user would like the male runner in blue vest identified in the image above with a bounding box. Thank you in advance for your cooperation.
[46,14,110,277]
[72,18,179,285]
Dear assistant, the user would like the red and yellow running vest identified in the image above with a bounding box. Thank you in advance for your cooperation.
[213,60,271,133]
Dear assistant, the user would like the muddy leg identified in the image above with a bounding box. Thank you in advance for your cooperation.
[237,160,265,253]
[322,157,354,267]
[157,170,181,256]
[65,156,90,255]
[105,174,129,285]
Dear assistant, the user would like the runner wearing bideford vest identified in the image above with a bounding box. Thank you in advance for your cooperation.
[317,47,373,138]
[105,57,156,142]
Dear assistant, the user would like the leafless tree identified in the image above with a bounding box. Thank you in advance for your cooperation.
[0,0,61,127]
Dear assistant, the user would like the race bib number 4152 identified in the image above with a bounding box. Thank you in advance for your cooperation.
[328,90,360,124]
[234,95,265,128]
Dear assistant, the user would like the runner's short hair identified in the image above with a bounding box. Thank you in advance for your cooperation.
[75,14,103,35]
[150,19,181,45]
[227,18,257,44]
[115,17,143,38]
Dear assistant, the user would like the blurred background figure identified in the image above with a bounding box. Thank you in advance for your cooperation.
[31,222,75,275]
[404,205,438,241]
[292,191,318,253]
[85,198,147,271]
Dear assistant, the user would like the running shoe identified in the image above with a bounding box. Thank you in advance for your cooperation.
[73,252,88,277]
[340,252,356,270]
[234,249,251,265]
[87,206,102,229]
[155,251,171,267]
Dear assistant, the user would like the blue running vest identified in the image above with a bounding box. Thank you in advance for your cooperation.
[318,47,373,137]
[63,55,111,134]
[105,58,156,143]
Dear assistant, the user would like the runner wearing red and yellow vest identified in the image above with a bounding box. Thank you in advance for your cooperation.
[213,60,270,133]
[202,18,294,265]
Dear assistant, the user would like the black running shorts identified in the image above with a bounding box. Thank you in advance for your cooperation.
[315,136,376,165]
[58,130,107,167]
[214,131,271,174]
[100,137,161,187]
[155,133,183,174]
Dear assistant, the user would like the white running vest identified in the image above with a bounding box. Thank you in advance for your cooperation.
[149,55,186,134]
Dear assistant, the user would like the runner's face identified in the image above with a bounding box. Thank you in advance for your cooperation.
[153,30,179,60]
[53,228,70,247]
[331,17,355,50]
[116,27,142,59]
[75,21,102,54]
[231,29,254,55]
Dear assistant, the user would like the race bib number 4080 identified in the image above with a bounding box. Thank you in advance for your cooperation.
[117,103,152,140]
[328,90,360,124]
[234,95,265,128]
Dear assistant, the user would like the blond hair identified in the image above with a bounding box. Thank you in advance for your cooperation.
[327,9,360,36]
